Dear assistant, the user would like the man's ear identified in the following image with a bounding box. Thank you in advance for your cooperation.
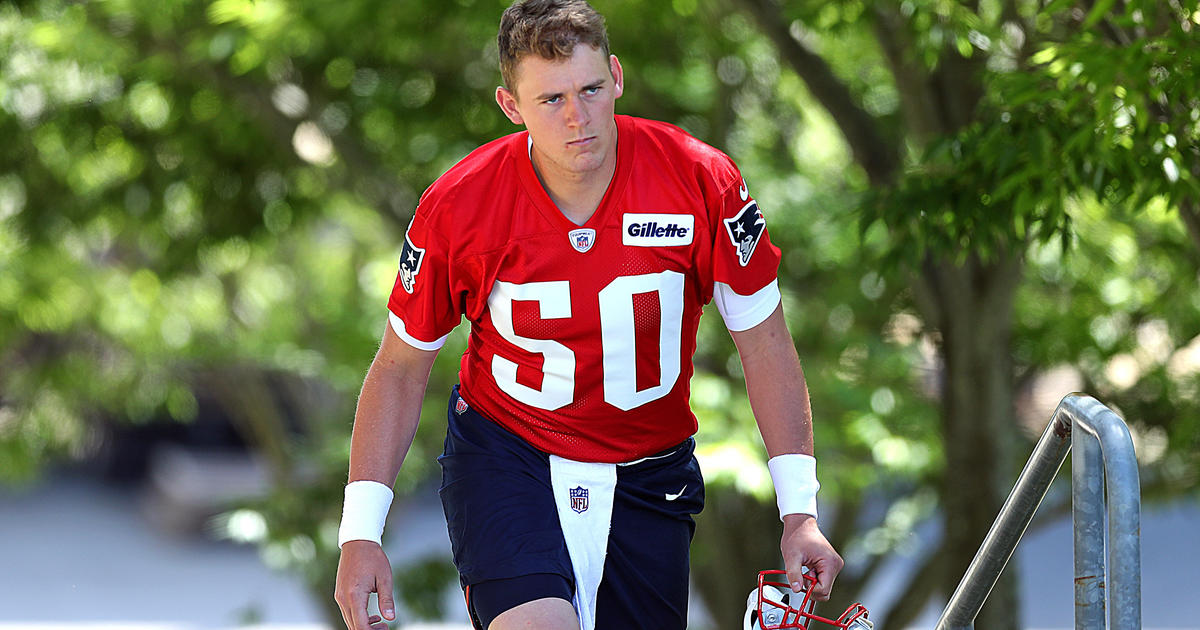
[610,55,624,100]
[495,86,525,125]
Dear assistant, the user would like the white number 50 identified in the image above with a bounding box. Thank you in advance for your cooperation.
[487,271,685,412]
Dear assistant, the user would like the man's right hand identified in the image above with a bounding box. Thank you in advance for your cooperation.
[334,540,397,630]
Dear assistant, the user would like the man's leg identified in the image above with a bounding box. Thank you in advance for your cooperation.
[468,573,576,630]
[490,598,580,630]
[594,439,705,630]
[439,387,577,629]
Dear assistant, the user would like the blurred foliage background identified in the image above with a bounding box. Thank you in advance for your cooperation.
[2,0,1198,628]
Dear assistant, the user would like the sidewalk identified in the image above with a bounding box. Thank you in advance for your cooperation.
[0,472,470,630]
[1,471,1197,629]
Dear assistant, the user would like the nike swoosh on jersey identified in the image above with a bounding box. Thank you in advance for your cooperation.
[738,179,749,201]
[665,485,687,501]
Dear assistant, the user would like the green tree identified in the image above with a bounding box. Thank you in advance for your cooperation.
[1004,0,1200,510]
[731,0,1198,626]
[1,0,503,624]
[0,0,935,624]
[4,1,1197,629]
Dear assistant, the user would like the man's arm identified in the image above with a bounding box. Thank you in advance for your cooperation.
[729,304,844,600]
[334,323,439,630]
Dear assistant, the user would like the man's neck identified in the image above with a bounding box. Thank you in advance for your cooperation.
[530,137,618,226]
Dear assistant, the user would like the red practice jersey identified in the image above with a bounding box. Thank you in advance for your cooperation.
[387,115,782,463]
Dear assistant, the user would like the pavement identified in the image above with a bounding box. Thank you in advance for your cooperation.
[1,470,1197,629]
[0,469,471,630]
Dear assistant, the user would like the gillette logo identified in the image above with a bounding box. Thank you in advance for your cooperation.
[622,214,694,247]
[627,221,690,239]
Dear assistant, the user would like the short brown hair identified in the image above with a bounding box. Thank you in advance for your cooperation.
[497,0,610,91]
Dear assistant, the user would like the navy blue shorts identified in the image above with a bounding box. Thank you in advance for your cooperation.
[438,386,705,629]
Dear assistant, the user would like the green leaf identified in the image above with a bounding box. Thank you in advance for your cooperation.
[1041,0,1076,16]
[1031,45,1059,65]
[1082,0,1117,29]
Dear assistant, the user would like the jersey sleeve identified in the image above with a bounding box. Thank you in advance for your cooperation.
[710,170,782,331]
[385,210,460,350]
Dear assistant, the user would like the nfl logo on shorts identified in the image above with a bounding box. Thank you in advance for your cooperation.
[454,397,469,415]
[569,486,589,513]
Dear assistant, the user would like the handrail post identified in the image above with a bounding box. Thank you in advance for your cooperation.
[1072,421,1106,628]
[1070,398,1141,629]
[935,394,1141,630]
[934,402,1073,630]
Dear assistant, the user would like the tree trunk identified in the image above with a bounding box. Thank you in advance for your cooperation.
[691,485,783,629]
[917,252,1023,629]
[1178,199,1200,253]
[735,3,1028,625]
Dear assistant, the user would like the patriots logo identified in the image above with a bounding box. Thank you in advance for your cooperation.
[397,231,425,294]
[724,200,766,267]
[569,486,589,514]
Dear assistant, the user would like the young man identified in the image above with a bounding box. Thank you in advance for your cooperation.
[333,2,843,629]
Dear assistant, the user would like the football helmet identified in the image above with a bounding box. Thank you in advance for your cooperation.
[743,570,873,630]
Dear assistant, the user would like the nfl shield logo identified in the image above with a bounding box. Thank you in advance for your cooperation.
[454,397,468,415]
[568,228,596,253]
[569,486,589,513]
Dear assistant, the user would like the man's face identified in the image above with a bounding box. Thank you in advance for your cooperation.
[496,45,624,182]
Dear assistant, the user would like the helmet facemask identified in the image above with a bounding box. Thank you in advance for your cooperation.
[743,570,872,630]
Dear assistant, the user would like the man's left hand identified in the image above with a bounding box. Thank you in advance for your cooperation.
[780,513,844,600]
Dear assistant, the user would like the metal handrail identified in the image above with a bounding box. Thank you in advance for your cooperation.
[934,393,1141,630]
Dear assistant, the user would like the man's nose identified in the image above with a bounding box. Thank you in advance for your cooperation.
[563,96,587,127]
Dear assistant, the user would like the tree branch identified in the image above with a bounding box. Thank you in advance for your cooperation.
[736,0,901,185]
[204,366,294,486]
[1177,199,1200,253]
[871,4,943,144]
[105,3,414,233]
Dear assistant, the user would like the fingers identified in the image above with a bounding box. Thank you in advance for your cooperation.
[376,566,396,622]
[785,564,807,594]
[334,564,366,630]
[334,584,353,630]
[335,591,372,630]
[785,550,842,601]
[338,594,391,630]
[809,553,843,601]
[335,543,394,630]
[780,518,844,602]
[336,544,391,628]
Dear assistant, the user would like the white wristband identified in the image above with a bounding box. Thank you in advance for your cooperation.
[337,480,395,548]
[767,453,820,521]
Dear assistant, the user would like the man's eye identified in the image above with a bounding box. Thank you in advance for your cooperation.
[584,87,600,95]
[545,96,561,104]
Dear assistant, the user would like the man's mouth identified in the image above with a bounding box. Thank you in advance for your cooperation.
[567,136,596,147]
